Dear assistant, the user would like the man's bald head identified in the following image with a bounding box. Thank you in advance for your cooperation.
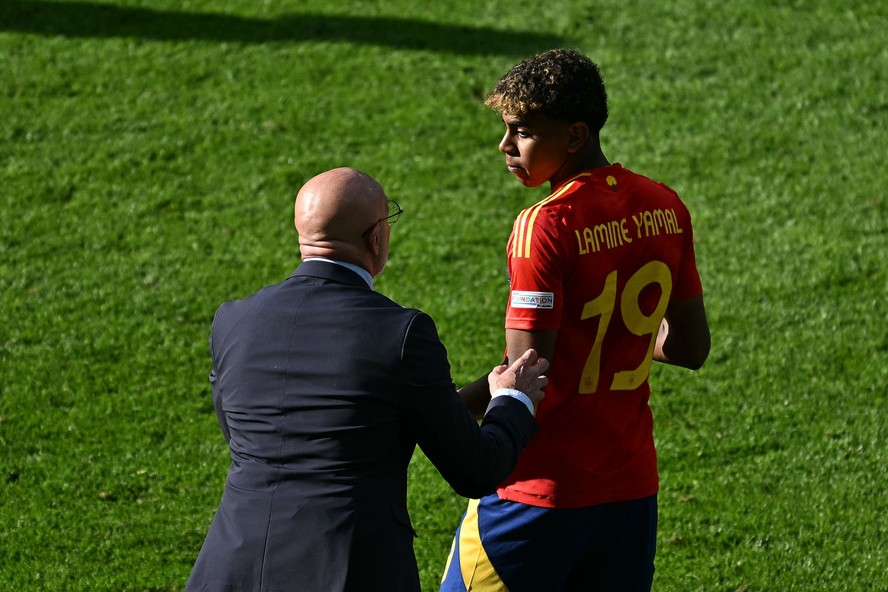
[295,168,390,275]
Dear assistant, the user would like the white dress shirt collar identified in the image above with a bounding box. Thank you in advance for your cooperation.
[304,257,374,289]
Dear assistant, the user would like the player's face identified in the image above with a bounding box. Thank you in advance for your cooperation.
[497,112,573,188]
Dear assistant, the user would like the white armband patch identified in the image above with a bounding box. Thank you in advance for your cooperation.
[510,290,555,309]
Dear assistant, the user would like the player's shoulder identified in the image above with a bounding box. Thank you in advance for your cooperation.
[537,166,670,206]
[614,164,683,200]
[513,175,584,222]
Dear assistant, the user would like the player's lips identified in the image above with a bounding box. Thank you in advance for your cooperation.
[506,162,524,173]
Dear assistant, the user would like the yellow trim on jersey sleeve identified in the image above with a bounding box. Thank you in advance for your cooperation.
[512,173,590,259]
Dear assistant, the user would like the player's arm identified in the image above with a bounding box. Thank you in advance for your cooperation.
[506,329,558,368]
[653,294,710,370]
[459,330,558,419]
[459,374,495,420]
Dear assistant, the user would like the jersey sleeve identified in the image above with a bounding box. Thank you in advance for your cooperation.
[505,204,570,331]
[670,200,704,301]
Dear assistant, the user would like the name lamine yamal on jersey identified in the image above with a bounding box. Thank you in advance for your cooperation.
[510,208,685,309]
[576,207,684,255]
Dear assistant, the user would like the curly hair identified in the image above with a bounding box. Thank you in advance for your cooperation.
[485,48,609,131]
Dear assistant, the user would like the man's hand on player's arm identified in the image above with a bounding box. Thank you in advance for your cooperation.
[461,347,551,419]
[459,330,557,420]
[483,349,549,416]
[488,348,549,406]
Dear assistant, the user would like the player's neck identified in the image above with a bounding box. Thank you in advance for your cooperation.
[549,147,610,192]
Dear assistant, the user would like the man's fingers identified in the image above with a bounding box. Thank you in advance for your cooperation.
[530,356,550,375]
[489,350,549,402]
[513,348,538,366]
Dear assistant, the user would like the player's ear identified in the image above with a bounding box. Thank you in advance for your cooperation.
[566,121,590,154]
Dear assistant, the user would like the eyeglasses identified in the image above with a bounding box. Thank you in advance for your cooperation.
[362,199,403,237]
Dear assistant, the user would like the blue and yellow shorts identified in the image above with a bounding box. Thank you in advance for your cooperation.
[440,492,657,592]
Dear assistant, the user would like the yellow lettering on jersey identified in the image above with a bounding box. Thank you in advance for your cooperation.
[577,261,673,394]
[643,211,656,237]
[594,223,612,250]
[611,261,672,390]
[575,218,633,255]
[630,208,684,239]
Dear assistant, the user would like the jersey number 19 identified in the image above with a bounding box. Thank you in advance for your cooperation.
[579,260,672,393]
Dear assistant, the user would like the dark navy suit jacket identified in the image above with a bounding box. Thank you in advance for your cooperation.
[185,260,536,592]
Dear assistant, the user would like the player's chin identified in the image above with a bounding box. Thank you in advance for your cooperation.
[508,167,539,187]
[513,173,546,188]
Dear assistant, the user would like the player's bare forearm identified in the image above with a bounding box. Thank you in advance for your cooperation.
[653,295,710,370]
[459,375,492,420]
[505,329,558,366]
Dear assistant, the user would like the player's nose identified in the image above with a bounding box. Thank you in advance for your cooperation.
[498,131,516,154]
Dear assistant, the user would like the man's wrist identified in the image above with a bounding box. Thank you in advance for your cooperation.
[491,388,534,416]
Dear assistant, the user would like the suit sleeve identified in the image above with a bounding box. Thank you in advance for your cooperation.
[398,312,536,499]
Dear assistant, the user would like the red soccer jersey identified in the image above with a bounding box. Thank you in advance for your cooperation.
[498,164,703,508]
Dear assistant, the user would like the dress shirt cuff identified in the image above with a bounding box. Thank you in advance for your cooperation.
[492,388,535,416]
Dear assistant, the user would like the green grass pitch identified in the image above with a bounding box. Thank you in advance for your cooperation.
[1,1,885,590]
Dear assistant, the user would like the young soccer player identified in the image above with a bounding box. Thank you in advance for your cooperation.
[441,48,711,591]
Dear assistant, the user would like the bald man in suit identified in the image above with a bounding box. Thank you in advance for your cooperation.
[185,168,548,592]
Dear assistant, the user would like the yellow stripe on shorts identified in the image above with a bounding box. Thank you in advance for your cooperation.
[458,499,509,591]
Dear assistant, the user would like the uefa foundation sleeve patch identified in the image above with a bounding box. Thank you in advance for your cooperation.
[510,291,555,309]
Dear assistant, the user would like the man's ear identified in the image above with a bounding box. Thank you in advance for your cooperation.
[566,122,590,154]
[367,222,381,255]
